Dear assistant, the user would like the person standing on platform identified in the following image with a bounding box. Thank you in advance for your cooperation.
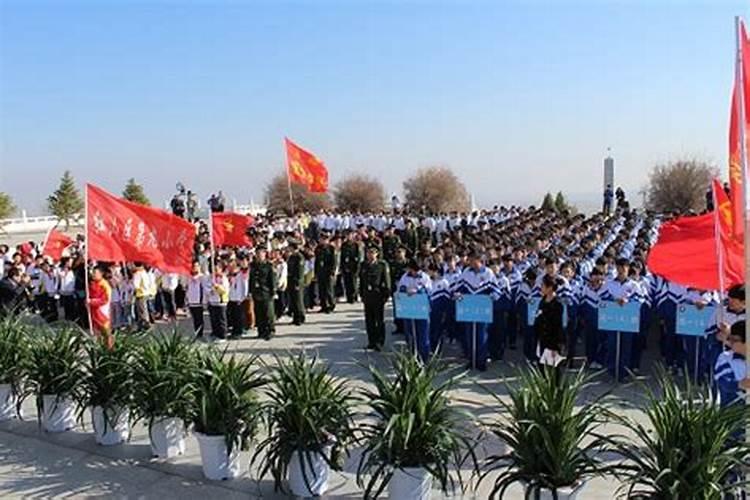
[359,246,391,351]
[314,233,336,313]
[397,259,432,361]
[452,252,495,371]
[286,242,306,326]
[249,248,277,340]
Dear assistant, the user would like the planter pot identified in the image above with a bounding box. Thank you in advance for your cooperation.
[0,384,18,421]
[288,447,331,497]
[91,406,130,445]
[389,467,433,500]
[195,432,241,480]
[524,481,585,500]
[149,417,186,458]
[41,395,76,433]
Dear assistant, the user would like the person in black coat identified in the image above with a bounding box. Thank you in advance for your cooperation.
[0,267,30,317]
[534,274,565,367]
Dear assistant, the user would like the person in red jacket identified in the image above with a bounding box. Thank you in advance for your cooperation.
[88,265,113,347]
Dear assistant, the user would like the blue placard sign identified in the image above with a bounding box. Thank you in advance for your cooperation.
[676,304,715,337]
[394,293,430,320]
[597,301,641,333]
[527,298,568,328]
[456,295,493,323]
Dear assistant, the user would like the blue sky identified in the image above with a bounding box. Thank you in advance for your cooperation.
[0,0,745,213]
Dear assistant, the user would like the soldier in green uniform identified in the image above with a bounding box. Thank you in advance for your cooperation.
[359,245,391,351]
[249,248,277,340]
[340,231,363,304]
[382,226,401,266]
[285,242,306,325]
[401,219,419,257]
[314,233,337,313]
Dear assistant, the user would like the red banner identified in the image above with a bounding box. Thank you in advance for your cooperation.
[211,212,253,247]
[285,137,329,193]
[728,19,750,240]
[86,184,195,275]
[42,228,73,261]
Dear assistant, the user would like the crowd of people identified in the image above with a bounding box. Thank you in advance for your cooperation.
[0,202,746,402]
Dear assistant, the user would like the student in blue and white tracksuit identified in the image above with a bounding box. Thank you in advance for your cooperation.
[427,264,452,355]
[442,257,462,343]
[679,287,719,380]
[559,261,580,363]
[714,320,747,407]
[397,260,432,362]
[656,278,687,370]
[629,262,652,372]
[601,258,637,380]
[452,253,495,371]
[705,284,746,378]
[577,268,607,368]
[501,254,522,350]
[517,268,540,362]
[488,259,512,361]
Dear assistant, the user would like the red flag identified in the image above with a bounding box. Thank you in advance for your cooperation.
[713,178,745,287]
[285,137,328,193]
[42,228,73,261]
[728,19,750,239]
[86,184,195,275]
[211,212,254,247]
[647,182,744,290]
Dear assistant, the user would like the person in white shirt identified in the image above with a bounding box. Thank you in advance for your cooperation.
[39,259,59,322]
[186,261,208,338]
[160,272,180,320]
[227,260,248,339]
[601,258,637,380]
[58,257,77,322]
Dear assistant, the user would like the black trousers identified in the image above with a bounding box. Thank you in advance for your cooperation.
[287,287,305,325]
[343,272,358,303]
[61,295,78,323]
[189,306,205,336]
[364,299,386,347]
[317,274,335,312]
[41,295,59,323]
[208,304,227,339]
[227,301,245,338]
[161,290,176,318]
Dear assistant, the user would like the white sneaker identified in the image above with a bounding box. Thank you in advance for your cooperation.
[590,362,603,370]
[214,338,227,344]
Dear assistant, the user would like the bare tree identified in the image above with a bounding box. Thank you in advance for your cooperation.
[334,174,385,212]
[402,166,470,213]
[264,174,332,215]
[645,158,718,213]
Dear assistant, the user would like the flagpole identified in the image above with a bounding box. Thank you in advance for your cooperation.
[83,184,94,336]
[286,163,296,216]
[208,210,216,273]
[711,183,727,316]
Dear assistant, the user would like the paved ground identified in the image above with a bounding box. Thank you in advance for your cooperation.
[0,301,655,499]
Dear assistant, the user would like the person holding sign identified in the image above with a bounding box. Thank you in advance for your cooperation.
[533,275,565,367]
[517,268,540,362]
[577,268,606,369]
[601,258,637,380]
[679,287,718,380]
[359,246,391,351]
[706,285,746,374]
[397,259,432,361]
[488,259,512,361]
[427,263,452,355]
[452,252,494,371]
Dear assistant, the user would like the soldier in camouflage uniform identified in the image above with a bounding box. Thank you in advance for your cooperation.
[389,246,409,334]
[340,231,363,304]
[359,245,391,350]
[382,226,401,267]
[249,248,277,340]
[286,242,306,325]
[314,233,337,313]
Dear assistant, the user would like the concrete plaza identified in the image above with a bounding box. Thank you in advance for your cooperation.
[0,302,652,499]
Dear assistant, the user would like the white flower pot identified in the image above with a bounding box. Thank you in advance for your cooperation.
[524,481,585,500]
[288,448,331,497]
[195,432,241,480]
[389,467,433,500]
[149,417,186,458]
[91,406,130,445]
[41,395,76,432]
[0,384,18,421]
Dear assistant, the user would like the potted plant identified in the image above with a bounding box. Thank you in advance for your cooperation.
[22,324,84,432]
[615,368,750,499]
[481,365,619,499]
[78,331,135,445]
[252,352,358,496]
[357,351,479,499]
[193,348,265,480]
[0,311,31,420]
[131,330,198,458]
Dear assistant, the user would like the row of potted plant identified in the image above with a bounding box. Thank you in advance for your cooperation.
[1,309,749,499]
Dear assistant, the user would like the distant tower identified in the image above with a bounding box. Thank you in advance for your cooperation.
[603,148,615,192]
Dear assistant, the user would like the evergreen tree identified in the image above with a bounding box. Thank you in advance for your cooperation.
[541,192,555,211]
[122,178,151,206]
[47,170,84,227]
[0,192,15,220]
[554,191,568,213]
